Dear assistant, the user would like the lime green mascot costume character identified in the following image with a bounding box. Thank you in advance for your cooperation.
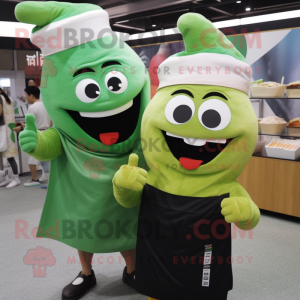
[113,13,260,300]
[15,2,149,299]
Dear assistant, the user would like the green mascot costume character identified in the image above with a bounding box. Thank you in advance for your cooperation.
[113,13,260,300]
[15,1,149,299]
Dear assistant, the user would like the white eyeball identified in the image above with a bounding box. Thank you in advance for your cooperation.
[165,95,195,125]
[75,79,100,103]
[105,71,128,94]
[198,99,231,131]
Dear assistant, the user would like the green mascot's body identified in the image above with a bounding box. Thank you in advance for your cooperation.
[113,13,260,299]
[16,2,150,253]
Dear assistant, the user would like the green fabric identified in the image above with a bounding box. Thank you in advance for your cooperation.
[174,13,247,63]
[15,1,100,33]
[16,1,150,252]
[36,128,143,253]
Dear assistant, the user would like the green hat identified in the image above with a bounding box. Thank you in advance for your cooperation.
[158,13,252,94]
[15,1,112,57]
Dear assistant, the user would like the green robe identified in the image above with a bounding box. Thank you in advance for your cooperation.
[36,128,145,253]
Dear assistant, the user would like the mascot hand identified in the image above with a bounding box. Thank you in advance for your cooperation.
[19,114,38,153]
[113,154,147,192]
[221,197,252,223]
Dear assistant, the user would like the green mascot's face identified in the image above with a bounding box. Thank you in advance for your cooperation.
[142,84,257,175]
[41,35,149,154]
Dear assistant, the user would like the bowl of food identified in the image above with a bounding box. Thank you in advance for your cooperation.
[287,81,300,98]
[250,81,286,98]
[287,117,300,136]
[259,116,287,134]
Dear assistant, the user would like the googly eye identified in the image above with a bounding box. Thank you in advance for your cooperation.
[75,79,100,103]
[198,99,231,131]
[105,71,128,94]
[165,95,195,125]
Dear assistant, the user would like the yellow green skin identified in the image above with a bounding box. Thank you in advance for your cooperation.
[113,84,260,230]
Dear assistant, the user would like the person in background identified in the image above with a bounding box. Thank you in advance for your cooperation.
[28,79,36,87]
[15,86,51,187]
[0,87,21,188]
[27,79,48,188]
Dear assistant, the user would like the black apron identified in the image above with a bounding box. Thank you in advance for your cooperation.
[135,184,232,300]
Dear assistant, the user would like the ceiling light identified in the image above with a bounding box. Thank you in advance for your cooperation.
[0,21,34,38]
[241,9,300,24]
[245,7,251,11]
[236,1,241,3]
[152,18,156,27]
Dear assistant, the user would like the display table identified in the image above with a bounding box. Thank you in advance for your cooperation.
[237,155,300,217]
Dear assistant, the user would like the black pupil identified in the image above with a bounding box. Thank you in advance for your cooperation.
[85,83,99,98]
[107,77,122,92]
[202,109,221,128]
[173,105,193,123]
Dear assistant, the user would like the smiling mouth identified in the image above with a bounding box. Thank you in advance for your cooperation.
[162,131,232,170]
[67,92,141,145]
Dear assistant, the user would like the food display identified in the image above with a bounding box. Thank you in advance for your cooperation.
[287,81,300,98]
[259,116,287,134]
[288,117,300,128]
[253,136,267,154]
[287,117,300,137]
[250,80,286,98]
[265,138,300,160]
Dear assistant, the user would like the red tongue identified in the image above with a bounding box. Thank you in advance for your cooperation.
[99,132,119,145]
[179,157,203,170]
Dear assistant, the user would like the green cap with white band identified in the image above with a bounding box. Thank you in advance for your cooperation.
[15,1,112,57]
[158,13,252,94]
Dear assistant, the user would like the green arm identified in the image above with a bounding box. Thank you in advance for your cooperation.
[112,180,143,208]
[232,183,260,230]
[29,128,64,161]
[112,153,147,208]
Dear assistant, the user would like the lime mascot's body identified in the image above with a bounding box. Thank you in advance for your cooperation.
[15,1,149,299]
[113,13,260,300]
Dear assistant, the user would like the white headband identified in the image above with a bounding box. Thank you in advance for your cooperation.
[158,53,252,95]
[31,10,112,57]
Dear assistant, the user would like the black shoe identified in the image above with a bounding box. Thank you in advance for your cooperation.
[62,270,96,300]
[122,266,135,289]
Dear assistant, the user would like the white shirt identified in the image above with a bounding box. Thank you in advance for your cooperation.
[27,100,51,130]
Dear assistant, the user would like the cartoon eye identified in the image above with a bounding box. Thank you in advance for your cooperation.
[105,71,128,94]
[76,79,100,103]
[198,99,231,131]
[165,95,195,125]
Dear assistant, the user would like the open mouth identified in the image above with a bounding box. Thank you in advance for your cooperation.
[67,92,141,145]
[162,131,232,170]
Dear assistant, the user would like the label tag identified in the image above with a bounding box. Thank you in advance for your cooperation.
[202,244,213,287]
[202,266,211,287]
[204,244,212,265]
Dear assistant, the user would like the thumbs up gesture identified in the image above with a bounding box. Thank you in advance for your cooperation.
[113,154,148,192]
[19,114,38,153]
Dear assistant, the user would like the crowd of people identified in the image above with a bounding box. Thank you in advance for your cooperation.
[0,79,52,189]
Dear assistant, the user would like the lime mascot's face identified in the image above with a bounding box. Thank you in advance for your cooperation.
[42,35,149,154]
[142,84,257,175]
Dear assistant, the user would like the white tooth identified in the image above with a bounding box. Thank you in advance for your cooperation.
[208,139,227,144]
[184,138,206,146]
[79,100,133,118]
[166,132,183,139]
[166,132,227,147]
